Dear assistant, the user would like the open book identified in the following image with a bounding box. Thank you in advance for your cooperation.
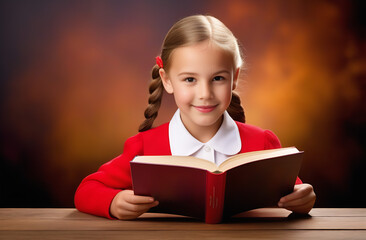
[130,147,303,223]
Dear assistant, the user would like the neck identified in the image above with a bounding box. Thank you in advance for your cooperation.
[182,115,223,143]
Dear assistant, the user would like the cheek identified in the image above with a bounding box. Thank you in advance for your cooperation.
[173,90,193,106]
[217,85,232,103]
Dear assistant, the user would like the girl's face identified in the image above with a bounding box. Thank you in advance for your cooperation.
[160,40,239,141]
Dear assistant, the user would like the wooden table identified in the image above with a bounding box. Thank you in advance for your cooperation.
[0,208,365,239]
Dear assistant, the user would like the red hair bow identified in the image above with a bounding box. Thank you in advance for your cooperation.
[156,56,163,68]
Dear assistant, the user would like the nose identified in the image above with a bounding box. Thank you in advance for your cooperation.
[198,81,213,100]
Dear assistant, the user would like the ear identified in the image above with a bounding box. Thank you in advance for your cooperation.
[159,69,174,94]
[232,68,240,90]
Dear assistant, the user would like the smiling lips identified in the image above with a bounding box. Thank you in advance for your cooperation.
[194,105,218,113]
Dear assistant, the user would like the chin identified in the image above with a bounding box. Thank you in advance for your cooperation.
[193,117,222,128]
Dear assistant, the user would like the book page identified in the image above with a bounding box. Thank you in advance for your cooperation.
[132,155,218,172]
[218,147,300,172]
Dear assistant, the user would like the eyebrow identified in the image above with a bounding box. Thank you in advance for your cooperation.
[177,70,231,76]
[178,72,198,76]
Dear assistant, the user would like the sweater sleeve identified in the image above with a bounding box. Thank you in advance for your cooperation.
[263,130,302,185]
[263,130,281,149]
[74,134,143,219]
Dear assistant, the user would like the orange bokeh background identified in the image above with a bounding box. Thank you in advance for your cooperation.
[0,0,364,207]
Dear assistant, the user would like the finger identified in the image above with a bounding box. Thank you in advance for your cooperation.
[113,200,159,220]
[279,184,313,203]
[124,192,156,204]
[115,208,145,220]
[283,200,315,214]
[123,200,159,213]
[278,192,315,208]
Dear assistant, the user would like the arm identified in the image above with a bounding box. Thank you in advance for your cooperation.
[264,130,315,213]
[74,134,158,219]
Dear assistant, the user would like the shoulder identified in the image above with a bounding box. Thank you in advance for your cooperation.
[235,121,281,152]
[139,122,169,138]
[124,123,170,155]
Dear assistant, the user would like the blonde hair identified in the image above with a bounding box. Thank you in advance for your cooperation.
[139,15,245,132]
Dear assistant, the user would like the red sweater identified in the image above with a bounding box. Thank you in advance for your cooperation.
[74,121,302,218]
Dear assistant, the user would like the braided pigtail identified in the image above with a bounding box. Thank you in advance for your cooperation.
[227,92,245,123]
[138,65,164,132]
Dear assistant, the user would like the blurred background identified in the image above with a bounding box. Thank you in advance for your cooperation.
[0,0,365,208]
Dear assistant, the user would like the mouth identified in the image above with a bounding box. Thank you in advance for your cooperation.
[194,105,218,113]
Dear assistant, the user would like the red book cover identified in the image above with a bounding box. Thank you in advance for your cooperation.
[130,163,207,219]
[130,148,303,223]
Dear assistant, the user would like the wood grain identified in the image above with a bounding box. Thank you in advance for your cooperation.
[0,208,365,239]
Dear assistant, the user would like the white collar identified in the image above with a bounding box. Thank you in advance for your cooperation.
[169,109,241,156]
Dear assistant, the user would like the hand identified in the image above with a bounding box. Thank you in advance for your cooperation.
[110,190,159,220]
[278,183,316,214]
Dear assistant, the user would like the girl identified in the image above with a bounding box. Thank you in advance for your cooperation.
[74,15,316,220]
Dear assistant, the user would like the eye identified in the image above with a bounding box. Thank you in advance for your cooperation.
[213,76,225,81]
[184,77,196,83]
